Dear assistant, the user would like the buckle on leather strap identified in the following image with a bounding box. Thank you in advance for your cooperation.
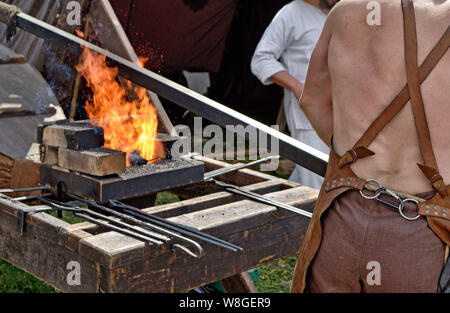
[431,174,448,197]
[338,146,375,168]
[417,164,448,197]
[338,149,357,168]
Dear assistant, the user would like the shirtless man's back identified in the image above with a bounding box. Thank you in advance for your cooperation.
[294,0,449,293]
[302,0,449,194]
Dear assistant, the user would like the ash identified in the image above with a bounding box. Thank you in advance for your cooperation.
[120,159,198,179]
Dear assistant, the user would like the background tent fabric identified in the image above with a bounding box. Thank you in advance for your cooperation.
[109,0,237,74]
[0,0,294,126]
[208,0,291,126]
[110,0,291,126]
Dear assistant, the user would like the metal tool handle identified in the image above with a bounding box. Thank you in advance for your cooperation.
[0,1,21,25]
[171,243,202,259]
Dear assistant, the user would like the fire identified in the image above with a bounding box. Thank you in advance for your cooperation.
[75,43,159,166]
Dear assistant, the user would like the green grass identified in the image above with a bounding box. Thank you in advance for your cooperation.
[0,259,57,293]
[254,256,298,293]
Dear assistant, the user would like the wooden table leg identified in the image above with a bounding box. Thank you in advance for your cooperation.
[221,272,258,293]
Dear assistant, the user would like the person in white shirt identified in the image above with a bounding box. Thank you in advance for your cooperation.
[251,0,337,189]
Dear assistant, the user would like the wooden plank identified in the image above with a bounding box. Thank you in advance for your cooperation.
[0,197,100,292]
[58,147,126,176]
[168,186,317,232]
[99,215,306,292]
[221,272,258,293]
[89,0,174,134]
[40,145,58,165]
[76,185,316,270]
[143,179,288,219]
[40,124,105,150]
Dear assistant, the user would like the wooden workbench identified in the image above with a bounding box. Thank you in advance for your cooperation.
[0,156,317,292]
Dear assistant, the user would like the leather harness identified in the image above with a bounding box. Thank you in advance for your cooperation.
[291,0,450,292]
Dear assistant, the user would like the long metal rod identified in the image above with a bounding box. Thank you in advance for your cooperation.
[63,192,205,256]
[0,186,49,193]
[14,193,53,202]
[5,11,328,176]
[204,156,279,181]
[212,180,313,219]
[109,200,243,252]
[39,198,166,245]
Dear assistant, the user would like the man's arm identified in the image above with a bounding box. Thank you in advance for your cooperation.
[270,71,304,100]
[251,7,304,100]
[299,13,334,147]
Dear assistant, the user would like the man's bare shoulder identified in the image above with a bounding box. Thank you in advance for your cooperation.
[328,0,399,25]
[327,0,449,43]
[329,0,450,21]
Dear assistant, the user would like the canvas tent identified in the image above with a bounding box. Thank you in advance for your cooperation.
[109,0,291,125]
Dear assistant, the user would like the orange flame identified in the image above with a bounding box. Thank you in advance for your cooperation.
[75,43,159,166]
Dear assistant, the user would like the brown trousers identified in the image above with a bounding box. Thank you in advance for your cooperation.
[307,190,445,293]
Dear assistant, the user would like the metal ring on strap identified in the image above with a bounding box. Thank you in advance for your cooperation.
[360,179,382,199]
[349,149,357,164]
[398,198,421,221]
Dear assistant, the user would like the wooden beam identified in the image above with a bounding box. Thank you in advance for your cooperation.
[40,145,58,165]
[76,185,316,271]
[58,147,126,176]
[222,272,258,293]
[0,196,100,293]
[143,179,288,219]
[39,124,105,150]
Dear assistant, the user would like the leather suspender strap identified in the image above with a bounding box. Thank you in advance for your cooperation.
[353,26,450,149]
[402,0,438,170]
[338,4,450,169]
[402,0,448,196]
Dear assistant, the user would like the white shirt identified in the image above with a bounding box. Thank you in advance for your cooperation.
[251,0,326,130]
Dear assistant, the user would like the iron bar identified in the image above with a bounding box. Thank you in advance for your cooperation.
[39,198,166,245]
[63,192,204,257]
[13,193,53,202]
[0,186,49,193]
[212,180,313,219]
[204,156,279,181]
[109,200,243,252]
